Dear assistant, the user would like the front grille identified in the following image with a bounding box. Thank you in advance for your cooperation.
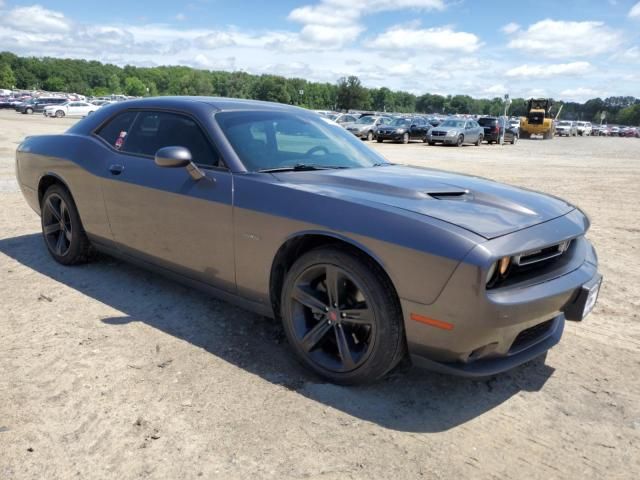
[514,240,571,267]
[511,319,554,352]
[431,131,446,136]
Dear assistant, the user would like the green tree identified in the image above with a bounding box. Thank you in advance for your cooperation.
[43,76,67,92]
[336,76,368,111]
[124,76,147,96]
[107,74,121,93]
[0,63,16,88]
[251,75,291,104]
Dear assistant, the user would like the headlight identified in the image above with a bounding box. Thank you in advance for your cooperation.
[486,262,497,284]
[396,128,406,133]
[486,256,512,287]
[446,130,458,136]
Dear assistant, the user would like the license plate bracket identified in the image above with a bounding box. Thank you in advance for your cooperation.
[565,275,602,321]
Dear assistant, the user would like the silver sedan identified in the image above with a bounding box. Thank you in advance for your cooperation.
[425,119,484,146]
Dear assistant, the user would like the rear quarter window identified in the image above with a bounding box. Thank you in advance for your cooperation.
[96,111,139,148]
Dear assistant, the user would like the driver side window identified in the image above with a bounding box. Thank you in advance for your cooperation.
[115,111,221,167]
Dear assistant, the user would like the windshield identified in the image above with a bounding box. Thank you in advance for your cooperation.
[439,120,465,128]
[355,116,375,125]
[389,118,411,127]
[558,121,571,126]
[216,111,388,172]
[326,114,338,121]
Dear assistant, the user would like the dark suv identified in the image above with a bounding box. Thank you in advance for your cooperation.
[478,116,518,144]
[375,116,431,144]
[17,97,67,114]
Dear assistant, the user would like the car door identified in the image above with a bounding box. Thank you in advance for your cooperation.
[410,118,428,140]
[66,102,80,115]
[464,121,477,142]
[98,109,236,293]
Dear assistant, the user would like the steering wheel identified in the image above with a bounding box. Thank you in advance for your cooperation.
[305,146,329,156]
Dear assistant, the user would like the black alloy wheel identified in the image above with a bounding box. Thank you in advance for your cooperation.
[281,247,405,384]
[41,185,91,265]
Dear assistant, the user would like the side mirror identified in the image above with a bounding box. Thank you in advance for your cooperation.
[155,146,207,181]
[155,146,192,168]
[410,124,417,128]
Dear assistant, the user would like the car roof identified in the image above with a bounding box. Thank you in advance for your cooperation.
[110,96,308,113]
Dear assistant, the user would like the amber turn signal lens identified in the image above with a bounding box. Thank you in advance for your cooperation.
[499,256,511,275]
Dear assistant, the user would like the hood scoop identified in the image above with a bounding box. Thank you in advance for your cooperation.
[426,188,469,200]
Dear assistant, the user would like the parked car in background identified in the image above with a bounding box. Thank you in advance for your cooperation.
[344,115,392,140]
[17,97,68,114]
[576,122,592,136]
[555,121,578,137]
[326,113,360,126]
[478,117,519,144]
[425,118,484,146]
[610,126,620,136]
[44,101,99,118]
[375,116,431,144]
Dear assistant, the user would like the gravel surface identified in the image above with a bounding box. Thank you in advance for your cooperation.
[1,110,639,479]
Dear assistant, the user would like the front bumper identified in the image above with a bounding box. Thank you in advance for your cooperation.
[377,132,405,141]
[401,212,601,377]
[346,129,367,138]
[427,135,457,144]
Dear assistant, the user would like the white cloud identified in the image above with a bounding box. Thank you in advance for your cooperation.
[501,22,520,34]
[287,0,447,47]
[4,5,72,33]
[505,61,593,78]
[371,25,481,52]
[507,19,622,58]
[560,87,601,102]
[175,13,186,21]
[629,2,640,18]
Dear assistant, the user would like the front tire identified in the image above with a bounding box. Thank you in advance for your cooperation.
[41,185,92,265]
[366,131,374,141]
[456,134,464,147]
[402,133,409,144]
[281,247,405,384]
[475,135,483,146]
[55,110,65,118]
[26,107,33,114]
[376,138,383,143]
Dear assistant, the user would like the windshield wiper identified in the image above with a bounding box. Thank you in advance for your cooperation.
[258,164,350,173]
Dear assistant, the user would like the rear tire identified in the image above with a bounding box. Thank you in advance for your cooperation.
[41,185,92,265]
[512,135,518,145]
[280,247,405,384]
[376,138,383,143]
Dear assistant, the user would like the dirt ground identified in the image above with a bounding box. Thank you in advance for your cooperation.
[1,109,639,480]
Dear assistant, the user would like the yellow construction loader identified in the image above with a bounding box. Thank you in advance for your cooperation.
[520,98,562,139]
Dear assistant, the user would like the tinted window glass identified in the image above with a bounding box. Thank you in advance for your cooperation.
[478,118,498,126]
[97,111,139,148]
[121,111,219,167]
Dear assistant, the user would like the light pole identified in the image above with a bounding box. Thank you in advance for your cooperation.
[500,93,511,145]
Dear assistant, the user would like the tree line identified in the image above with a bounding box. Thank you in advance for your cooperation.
[1,51,638,125]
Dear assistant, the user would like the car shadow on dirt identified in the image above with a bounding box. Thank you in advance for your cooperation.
[0,233,555,433]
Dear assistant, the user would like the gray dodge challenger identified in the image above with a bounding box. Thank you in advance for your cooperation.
[15,97,602,384]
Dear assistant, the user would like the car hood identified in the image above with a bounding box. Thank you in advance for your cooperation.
[273,165,574,239]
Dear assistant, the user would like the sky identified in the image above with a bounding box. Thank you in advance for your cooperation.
[1,0,639,102]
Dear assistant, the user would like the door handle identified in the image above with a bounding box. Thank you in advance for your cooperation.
[109,164,124,175]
